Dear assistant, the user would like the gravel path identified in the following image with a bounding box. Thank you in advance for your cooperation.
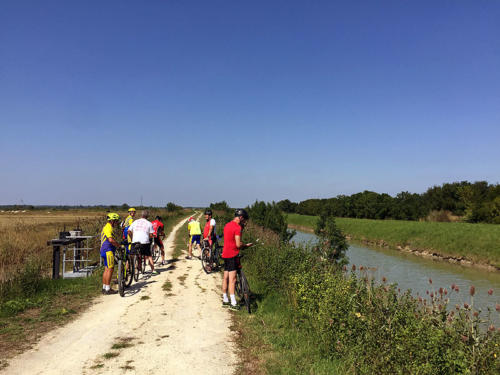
[2,217,237,375]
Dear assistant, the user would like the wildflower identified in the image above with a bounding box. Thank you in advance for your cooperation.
[451,283,456,291]
[384,286,389,292]
[464,303,469,309]
[426,290,429,295]
[439,287,443,295]
[444,289,448,295]
[342,265,347,272]
[496,303,500,312]
[429,278,432,284]
[488,288,493,295]
[355,312,362,318]
[418,297,422,303]
[382,276,387,283]
[352,264,356,272]
[398,288,400,293]
[489,325,495,332]
[469,285,475,296]
[430,292,434,298]
[360,266,364,271]
[473,311,479,317]
[455,286,460,292]
[461,335,468,342]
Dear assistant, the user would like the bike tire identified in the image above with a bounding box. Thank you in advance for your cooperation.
[201,246,212,274]
[142,255,147,274]
[235,271,242,300]
[125,256,133,287]
[133,255,140,282]
[240,269,251,313]
[212,246,222,270]
[118,260,125,297]
[153,246,160,264]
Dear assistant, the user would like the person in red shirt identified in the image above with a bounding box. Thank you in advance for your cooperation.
[221,209,253,310]
[151,216,166,265]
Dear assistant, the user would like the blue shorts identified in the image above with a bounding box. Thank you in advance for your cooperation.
[101,251,115,268]
[191,235,201,245]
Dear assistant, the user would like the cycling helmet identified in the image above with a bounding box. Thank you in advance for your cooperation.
[107,213,120,221]
[155,216,162,221]
[188,217,194,222]
[234,209,249,220]
[128,208,136,212]
[204,209,212,216]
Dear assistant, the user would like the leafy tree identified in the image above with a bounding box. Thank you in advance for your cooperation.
[248,201,296,242]
[277,199,298,213]
[210,201,231,212]
[315,213,349,266]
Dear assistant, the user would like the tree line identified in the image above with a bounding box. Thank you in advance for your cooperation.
[277,181,500,224]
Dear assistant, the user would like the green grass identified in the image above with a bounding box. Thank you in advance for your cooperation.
[0,270,102,359]
[287,213,500,267]
[233,279,345,374]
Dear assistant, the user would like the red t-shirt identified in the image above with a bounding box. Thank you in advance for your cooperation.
[151,220,164,236]
[222,220,241,259]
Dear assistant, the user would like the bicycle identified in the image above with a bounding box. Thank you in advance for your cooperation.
[201,240,212,274]
[235,254,251,313]
[115,243,132,297]
[129,243,140,282]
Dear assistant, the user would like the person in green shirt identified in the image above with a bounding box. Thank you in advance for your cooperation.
[187,217,202,259]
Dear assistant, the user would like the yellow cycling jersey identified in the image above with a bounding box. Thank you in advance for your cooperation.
[123,215,134,228]
[188,221,202,236]
[100,222,116,251]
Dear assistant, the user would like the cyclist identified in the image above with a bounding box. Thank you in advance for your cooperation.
[186,217,201,259]
[151,215,166,265]
[128,210,157,275]
[203,209,217,249]
[121,207,136,249]
[100,213,121,295]
[221,209,253,310]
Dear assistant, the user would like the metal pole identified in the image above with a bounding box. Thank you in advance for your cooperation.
[52,245,61,279]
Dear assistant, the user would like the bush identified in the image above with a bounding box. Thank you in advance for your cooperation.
[242,223,500,374]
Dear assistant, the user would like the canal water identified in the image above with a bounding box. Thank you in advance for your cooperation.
[293,230,500,322]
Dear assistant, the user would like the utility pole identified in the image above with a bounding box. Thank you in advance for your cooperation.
[140,195,143,207]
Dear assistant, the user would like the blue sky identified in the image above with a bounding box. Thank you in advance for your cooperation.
[1,1,499,207]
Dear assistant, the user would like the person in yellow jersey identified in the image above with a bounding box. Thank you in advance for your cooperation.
[186,217,202,259]
[122,207,136,247]
[100,213,121,295]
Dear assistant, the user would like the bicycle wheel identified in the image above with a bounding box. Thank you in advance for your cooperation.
[201,246,212,274]
[235,271,242,300]
[133,255,140,282]
[125,256,133,287]
[118,260,125,297]
[240,270,251,313]
[153,246,160,264]
[212,246,222,270]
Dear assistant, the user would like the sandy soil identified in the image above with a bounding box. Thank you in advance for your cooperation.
[2,217,237,375]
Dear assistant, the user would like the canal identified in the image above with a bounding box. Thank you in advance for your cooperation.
[293,230,500,323]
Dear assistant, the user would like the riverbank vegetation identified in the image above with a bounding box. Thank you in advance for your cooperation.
[278,180,500,224]
[235,212,500,374]
[287,213,500,268]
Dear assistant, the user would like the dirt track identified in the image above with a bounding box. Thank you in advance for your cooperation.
[2,217,237,374]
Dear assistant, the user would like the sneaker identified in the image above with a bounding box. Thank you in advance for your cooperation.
[222,301,230,308]
[185,256,192,260]
[229,304,240,311]
[105,289,118,295]
[151,270,159,275]
[101,288,106,295]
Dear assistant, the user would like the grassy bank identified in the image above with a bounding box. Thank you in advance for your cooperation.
[233,223,500,374]
[287,213,500,268]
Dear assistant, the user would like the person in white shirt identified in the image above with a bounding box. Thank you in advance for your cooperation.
[128,210,157,275]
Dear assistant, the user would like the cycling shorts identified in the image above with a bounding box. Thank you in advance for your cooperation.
[102,251,114,268]
[154,236,164,249]
[223,256,241,272]
[135,243,152,257]
[191,235,201,245]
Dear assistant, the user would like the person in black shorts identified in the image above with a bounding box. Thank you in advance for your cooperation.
[221,209,253,310]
